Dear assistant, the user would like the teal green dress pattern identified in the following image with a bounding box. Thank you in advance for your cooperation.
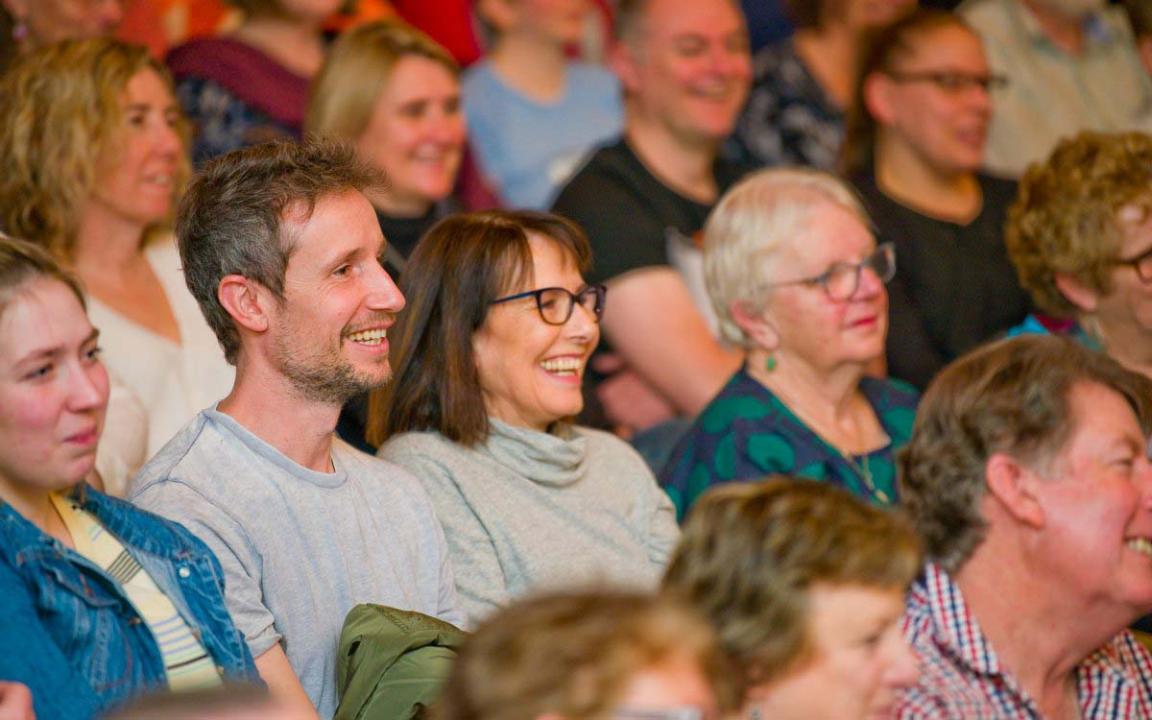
[659,368,919,521]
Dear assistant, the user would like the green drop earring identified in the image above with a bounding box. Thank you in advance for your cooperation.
[765,354,777,372]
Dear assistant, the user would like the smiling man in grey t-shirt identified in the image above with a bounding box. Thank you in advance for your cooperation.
[130,139,462,719]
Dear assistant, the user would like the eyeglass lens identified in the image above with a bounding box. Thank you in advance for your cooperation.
[537,286,604,325]
[825,245,895,300]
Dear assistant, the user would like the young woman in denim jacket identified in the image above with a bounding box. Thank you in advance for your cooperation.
[0,236,259,720]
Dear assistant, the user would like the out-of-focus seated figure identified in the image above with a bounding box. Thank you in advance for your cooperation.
[464,0,622,209]
[307,19,467,452]
[0,39,234,494]
[307,20,464,281]
[730,0,914,171]
[167,0,342,164]
[373,211,679,629]
[0,236,258,720]
[895,335,1152,718]
[844,9,1030,391]
[433,590,737,720]
[660,169,918,520]
[103,684,313,720]
[0,0,124,72]
[663,477,921,719]
[959,0,1152,177]
[1006,131,1152,381]
[551,0,751,461]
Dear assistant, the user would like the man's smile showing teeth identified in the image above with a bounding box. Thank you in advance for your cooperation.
[540,357,583,376]
[346,328,388,345]
[1126,537,1152,558]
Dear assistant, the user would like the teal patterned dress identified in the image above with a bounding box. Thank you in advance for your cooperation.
[659,368,919,521]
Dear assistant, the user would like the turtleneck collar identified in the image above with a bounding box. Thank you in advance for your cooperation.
[480,418,588,488]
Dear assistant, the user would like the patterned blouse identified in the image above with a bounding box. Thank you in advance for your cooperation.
[659,367,919,521]
[728,38,844,171]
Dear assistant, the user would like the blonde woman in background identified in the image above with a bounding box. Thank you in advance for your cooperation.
[0,39,234,493]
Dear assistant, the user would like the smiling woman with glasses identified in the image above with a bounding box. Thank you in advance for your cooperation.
[1005,131,1152,381]
[841,9,1032,391]
[368,210,679,629]
[660,169,919,520]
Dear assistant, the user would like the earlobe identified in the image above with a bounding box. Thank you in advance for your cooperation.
[730,300,779,351]
[1054,272,1100,313]
[217,275,270,334]
[985,453,1046,529]
[864,73,898,126]
[610,42,641,93]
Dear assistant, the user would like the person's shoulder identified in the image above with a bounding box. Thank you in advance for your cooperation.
[566,62,620,91]
[571,425,653,473]
[340,438,445,499]
[862,376,921,408]
[377,431,464,464]
[552,138,644,215]
[977,172,1018,200]
[129,412,216,497]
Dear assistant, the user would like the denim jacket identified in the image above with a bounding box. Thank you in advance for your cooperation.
[0,484,260,719]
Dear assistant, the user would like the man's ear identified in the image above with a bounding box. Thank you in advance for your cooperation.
[985,452,1046,529]
[730,300,779,352]
[609,38,642,94]
[863,71,897,126]
[217,274,271,334]
[1053,271,1101,313]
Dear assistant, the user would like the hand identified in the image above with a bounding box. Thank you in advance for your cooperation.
[0,682,35,720]
[594,354,677,436]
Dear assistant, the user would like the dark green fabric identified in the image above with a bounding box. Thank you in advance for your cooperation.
[336,604,467,720]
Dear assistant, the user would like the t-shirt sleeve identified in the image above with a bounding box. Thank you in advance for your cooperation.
[551,164,670,285]
[132,481,281,657]
[644,475,681,571]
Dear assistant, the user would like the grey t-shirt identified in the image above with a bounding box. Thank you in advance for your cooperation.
[130,409,462,718]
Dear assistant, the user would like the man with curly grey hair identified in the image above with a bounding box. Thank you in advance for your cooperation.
[895,334,1152,718]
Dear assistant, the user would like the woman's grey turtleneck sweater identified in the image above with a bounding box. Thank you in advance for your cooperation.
[379,419,680,629]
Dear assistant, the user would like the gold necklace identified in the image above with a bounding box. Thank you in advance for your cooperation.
[839,449,891,504]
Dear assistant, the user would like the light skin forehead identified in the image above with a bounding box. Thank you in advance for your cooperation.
[281,189,385,282]
[380,55,460,104]
[775,201,875,275]
[634,0,745,45]
[893,24,986,69]
[805,583,905,644]
[1116,203,1152,255]
[0,278,94,368]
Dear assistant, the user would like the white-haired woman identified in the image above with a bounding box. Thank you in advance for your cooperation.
[660,169,918,520]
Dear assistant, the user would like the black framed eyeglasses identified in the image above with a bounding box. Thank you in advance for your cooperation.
[765,243,896,301]
[885,70,1008,93]
[1111,244,1152,283]
[490,284,607,325]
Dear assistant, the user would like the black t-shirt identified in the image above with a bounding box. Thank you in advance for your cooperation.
[552,137,750,285]
[854,172,1031,390]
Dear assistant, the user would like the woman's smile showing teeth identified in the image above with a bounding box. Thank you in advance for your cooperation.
[1126,537,1152,558]
[540,356,584,377]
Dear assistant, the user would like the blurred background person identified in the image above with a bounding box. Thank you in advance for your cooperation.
[663,477,921,720]
[464,0,622,209]
[167,0,343,164]
[0,0,124,73]
[307,20,464,280]
[433,590,737,720]
[1124,0,1152,76]
[306,19,466,452]
[1006,131,1152,381]
[0,236,257,720]
[843,9,1029,391]
[729,0,914,171]
[960,0,1152,177]
[661,169,917,520]
[372,211,679,629]
[551,0,751,466]
[0,39,233,493]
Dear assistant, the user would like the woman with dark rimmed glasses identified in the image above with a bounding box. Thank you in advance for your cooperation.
[368,210,679,629]
[660,169,919,520]
[1005,130,1152,382]
[842,9,1031,391]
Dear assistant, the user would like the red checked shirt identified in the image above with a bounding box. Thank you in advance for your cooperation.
[896,563,1152,719]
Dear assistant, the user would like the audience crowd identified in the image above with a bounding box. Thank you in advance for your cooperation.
[4,0,1152,719]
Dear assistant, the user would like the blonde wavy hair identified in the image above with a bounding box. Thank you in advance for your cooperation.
[0,38,188,261]
[306,19,458,144]
[1006,131,1152,319]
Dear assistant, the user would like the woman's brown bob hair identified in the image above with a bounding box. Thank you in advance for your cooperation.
[367,210,592,447]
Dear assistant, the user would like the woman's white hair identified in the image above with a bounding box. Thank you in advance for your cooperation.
[704,168,870,348]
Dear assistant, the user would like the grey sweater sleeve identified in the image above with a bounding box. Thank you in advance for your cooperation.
[380,444,510,631]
